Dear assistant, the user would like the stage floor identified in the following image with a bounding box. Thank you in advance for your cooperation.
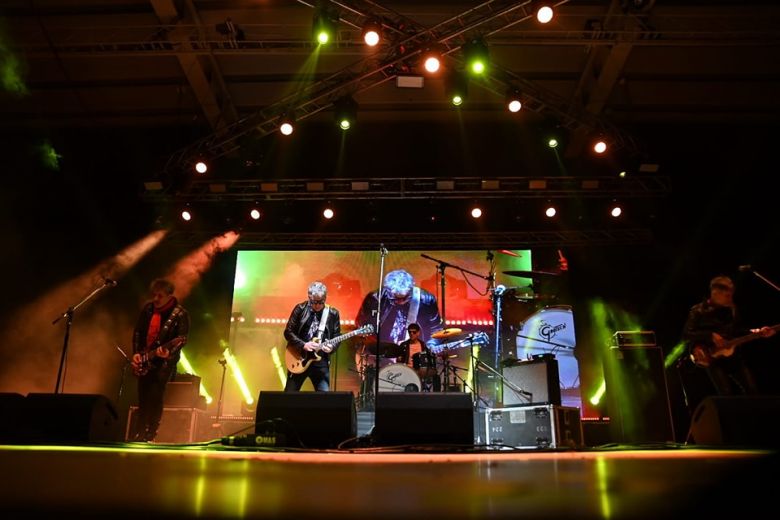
[1,444,776,518]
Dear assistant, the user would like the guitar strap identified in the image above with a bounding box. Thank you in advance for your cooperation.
[316,305,330,341]
[157,305,183,351]
[402,287,421,342]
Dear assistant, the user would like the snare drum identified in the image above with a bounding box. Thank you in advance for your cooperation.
[411,351,438,378]
[378,364,421,392]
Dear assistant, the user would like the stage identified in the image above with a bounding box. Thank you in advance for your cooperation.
[0,443,776,518]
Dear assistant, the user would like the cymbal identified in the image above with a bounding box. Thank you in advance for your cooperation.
[431,328,463,339]
[503,270,560,279]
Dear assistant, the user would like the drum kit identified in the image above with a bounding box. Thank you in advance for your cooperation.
[353,265,569,410]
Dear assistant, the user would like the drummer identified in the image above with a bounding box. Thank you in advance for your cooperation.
[396,323,440,392]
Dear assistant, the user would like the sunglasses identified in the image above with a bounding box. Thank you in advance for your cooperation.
[408,329,420,334]
[309,299,326,305]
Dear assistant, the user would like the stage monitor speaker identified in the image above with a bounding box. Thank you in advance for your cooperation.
[0,393,27,443]
[374,392,474,446]
[689,396,780,447]
[501,357,561,406]
[603,345,675,444]
[256,391,356,449]
[23,393,121,444]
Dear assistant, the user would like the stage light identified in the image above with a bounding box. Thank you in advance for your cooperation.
[545,206,557,218]
[594,140,608,154]
[194,161,208,174]
[471,207,483,219]
[619,171,627,178]
[506,88,522,113]
[279,114,294,136]
[589,380,606,406]
[548,138,559,148]
[446,70,468,106]
[423,48,442,74]
[333,95,357,130]
[181,208,192,221]
[463,38,489,76]
[178,352,213,404]
[313,7,337,45]
[362,19,381,47]
[535,3,554,24]
[610,205,623,218]
[323,207,335,219]
[223,347,255,405]
[249,208,261,220]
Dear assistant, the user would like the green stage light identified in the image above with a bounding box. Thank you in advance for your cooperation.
[548,138,559,148]
[463,38,489,76]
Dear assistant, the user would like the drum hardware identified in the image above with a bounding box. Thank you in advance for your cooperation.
[431,328,463,340]
[377,364,421,393]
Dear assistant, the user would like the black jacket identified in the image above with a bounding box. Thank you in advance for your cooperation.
[355,287,442,343]
[397,339,431,365]
[682,300,748,351]
[284,302,342,365]
[132,299,189,368]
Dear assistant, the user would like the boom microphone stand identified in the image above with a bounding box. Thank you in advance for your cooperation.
[741,265,780,292]
[373,244,389,408]
[51,277,117,393]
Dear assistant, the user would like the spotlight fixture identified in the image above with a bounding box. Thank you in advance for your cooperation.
[593,140,608,154]
[279,114,295,136]
[545,206,557,218]
[249,207,261,220]
[333,95,357,130]
[446,70,468,106]
[471,206,483,219]
[548,138,559,148]
[619,171,627,178]
[313,5,337,45]
[181,208,192,221]
[463,38,489,76]
[422,47,443,74]
[362,19,382,47]
[323,207,335,219]
[506,88,522,113]
[610,205,623,218]
[194,160,208,174]
[534,2,555,24]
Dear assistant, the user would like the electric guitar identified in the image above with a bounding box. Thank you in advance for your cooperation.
[285,324,373,374]
[132,336,186,376]
[690,324,780,368]
[429,332,490,355]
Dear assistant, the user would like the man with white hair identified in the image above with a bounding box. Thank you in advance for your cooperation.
[283,281,342,391]
[356,269,443,345]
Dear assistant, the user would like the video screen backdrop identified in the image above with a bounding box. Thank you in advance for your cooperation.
[226,250,581,413]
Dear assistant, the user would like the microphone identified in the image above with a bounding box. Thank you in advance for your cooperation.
[104,277,118,287]
[494,284,506,296]
[738,265,752,272]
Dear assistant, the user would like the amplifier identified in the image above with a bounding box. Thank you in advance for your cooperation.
[501,356,561,406]
[126,406,209,443]
[611,331,656,348]
[484,405,583,449]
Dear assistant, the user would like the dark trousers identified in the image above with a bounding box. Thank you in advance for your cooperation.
[706,356,759,396]
[285,363,330,392]
[133,364,175,441]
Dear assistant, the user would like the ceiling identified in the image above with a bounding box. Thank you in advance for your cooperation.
[1,0,779,159]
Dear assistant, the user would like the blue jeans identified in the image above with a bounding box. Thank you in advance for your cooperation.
[284,363,330,392]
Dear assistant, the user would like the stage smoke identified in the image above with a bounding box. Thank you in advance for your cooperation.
[165,231,240,300]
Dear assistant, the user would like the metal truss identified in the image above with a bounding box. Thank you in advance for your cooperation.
[142,175,671,202]
[165,229,654,249]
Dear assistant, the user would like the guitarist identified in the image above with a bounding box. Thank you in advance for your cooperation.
[283,281,341,392]
[683,276,774,396]
[129,278,189,441]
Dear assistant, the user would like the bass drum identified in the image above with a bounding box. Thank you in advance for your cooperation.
[377,364,421,392]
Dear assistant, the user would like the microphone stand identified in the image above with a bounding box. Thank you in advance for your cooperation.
[115,345,132,403]
[51,279,115,393]
[749,269,780,292]
[213,357,228,434]
[374,244,389,410]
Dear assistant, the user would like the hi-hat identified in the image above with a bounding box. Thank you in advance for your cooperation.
[431,328,463,339]
[503,270,560,279]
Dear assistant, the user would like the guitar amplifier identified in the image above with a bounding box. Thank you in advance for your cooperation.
[126,406,209,443]
[484,405,583,449]
[501,356,561,406]
[611,331,656,348]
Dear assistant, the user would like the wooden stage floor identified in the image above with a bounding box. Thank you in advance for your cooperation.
[1,443,777,518]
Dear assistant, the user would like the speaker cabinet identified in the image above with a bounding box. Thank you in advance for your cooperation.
[23,393,121,444]
[374,392,474,446]
[256,391,356,449]
[603,346,675,443]
[689,396,780,447]
[126,406,208,443]
[164,375,202,408]
[0,393,26,443]
[502,357,561,406]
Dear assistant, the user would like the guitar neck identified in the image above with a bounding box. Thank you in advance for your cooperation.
[725,324,780,349]
[323,328,363,347]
